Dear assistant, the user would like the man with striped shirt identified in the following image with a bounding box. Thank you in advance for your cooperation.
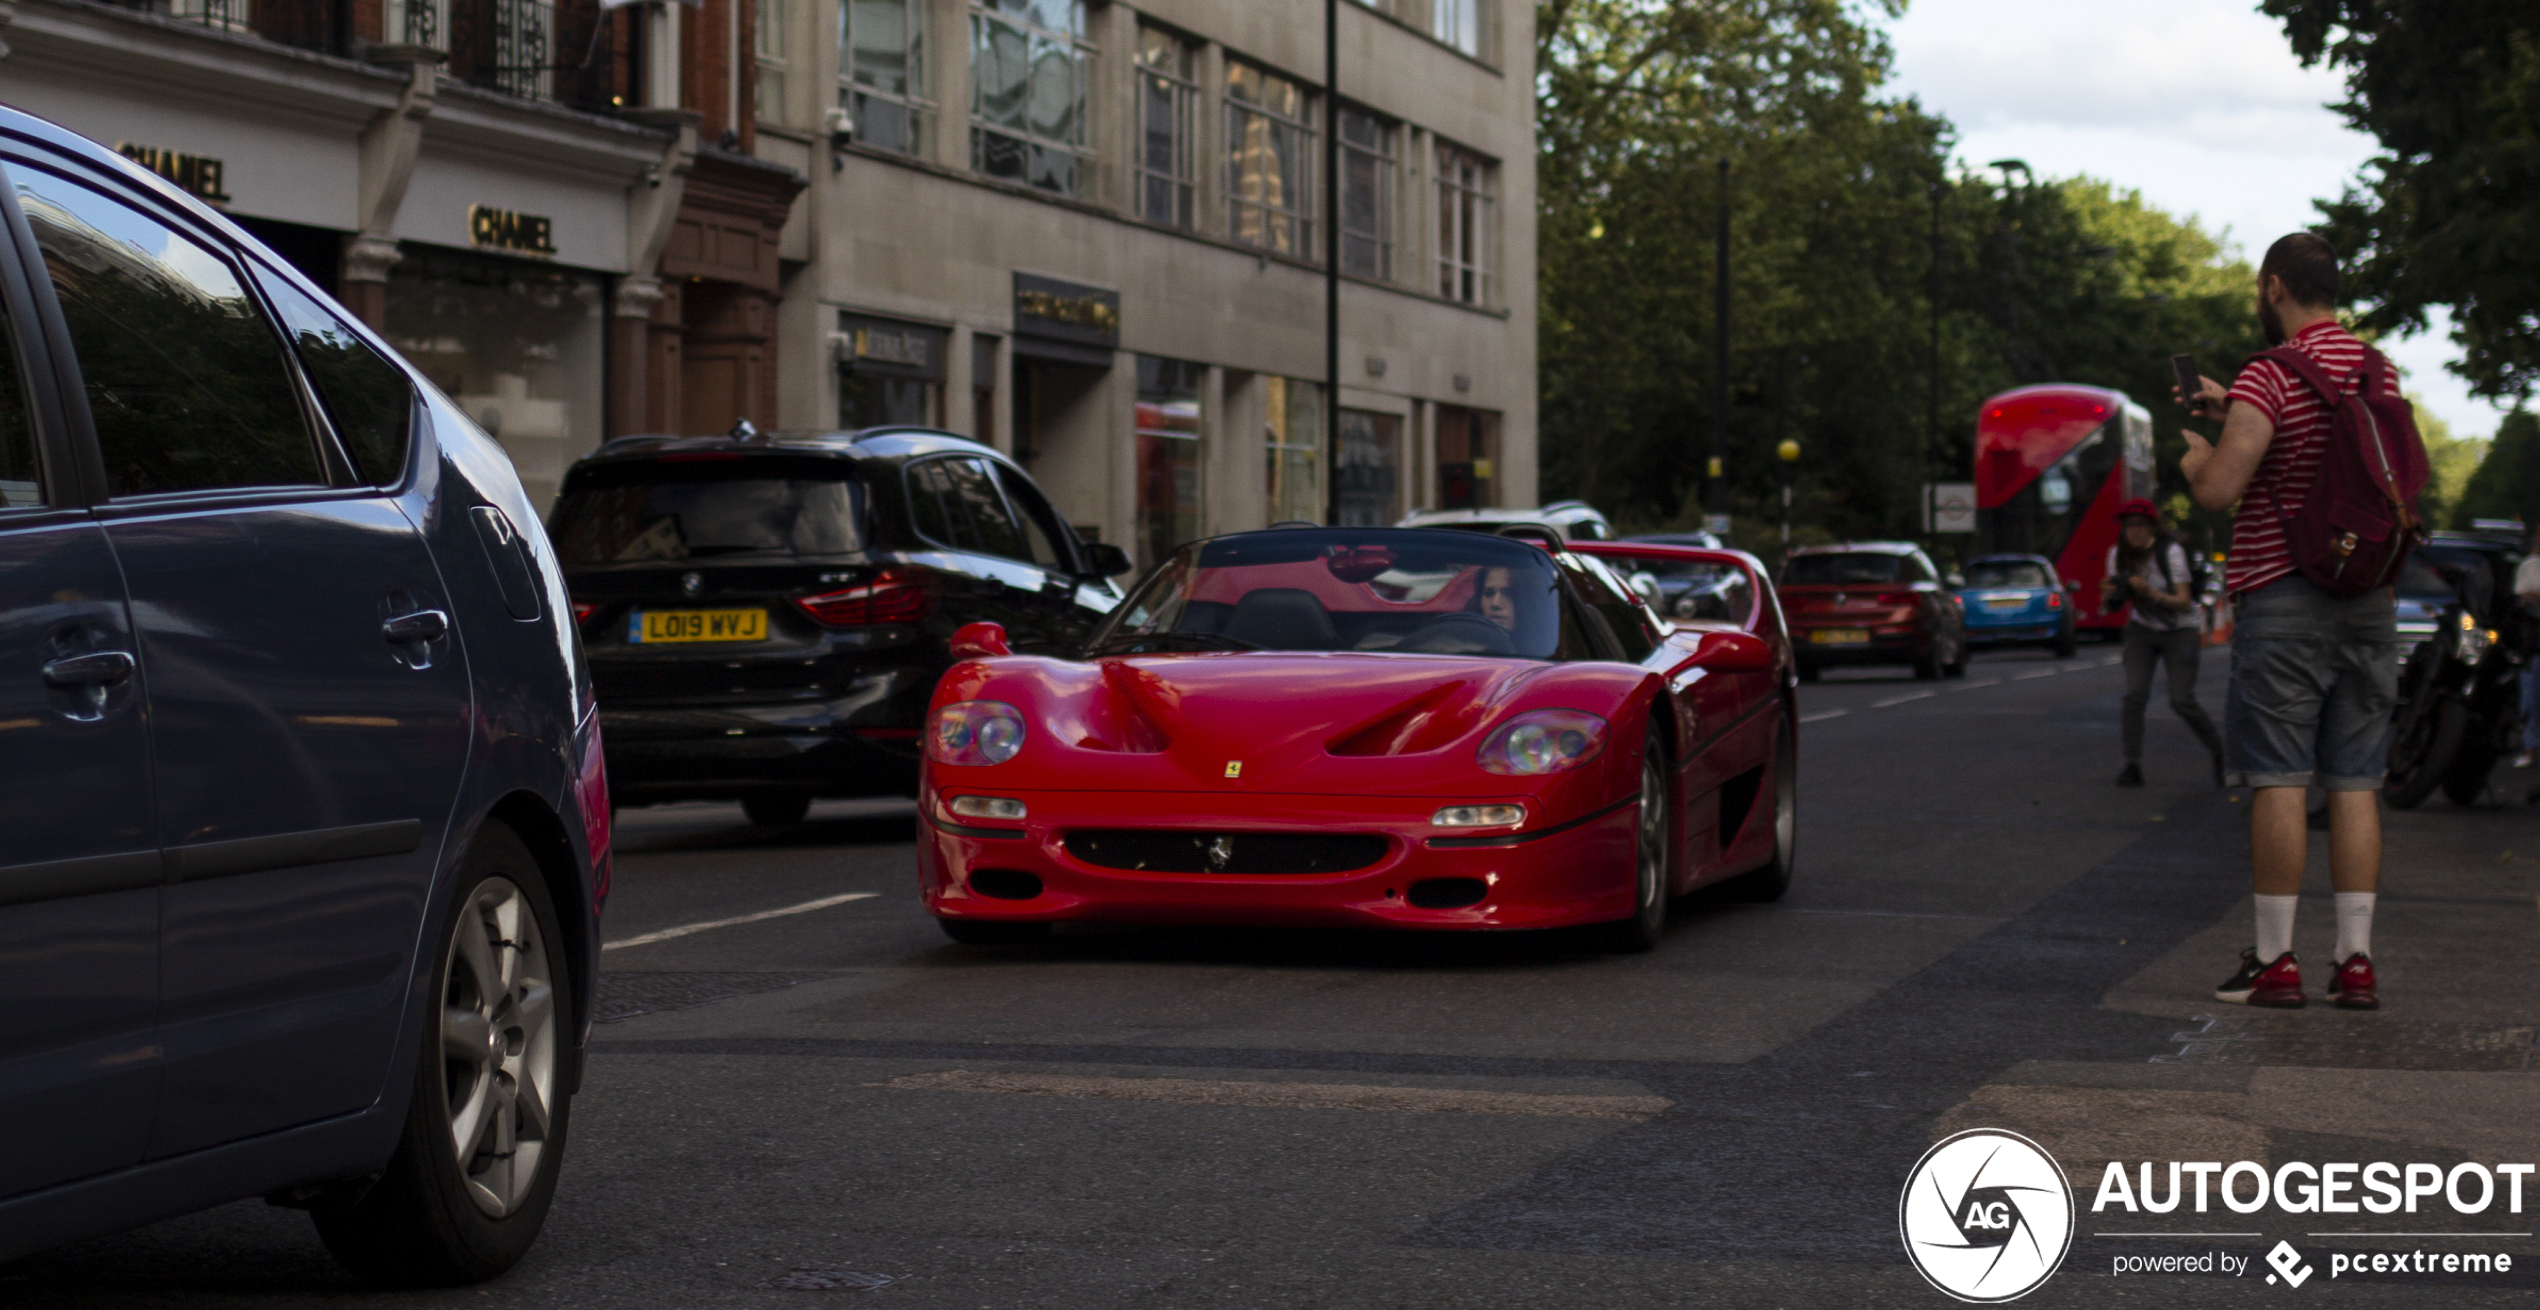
[2177,233,2398,1012]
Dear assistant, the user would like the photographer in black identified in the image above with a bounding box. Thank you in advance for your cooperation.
[2107,498,2224,787]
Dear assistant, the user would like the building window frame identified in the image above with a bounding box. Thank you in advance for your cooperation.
[970,0,1096,199]
[1338,105,1394,280]
[1225,60,1314,259]
[1135,25,1197,229]
[757,0,794,125]
[1432,0,1484,58]
[841,0,930,156]
[1436,139,1493,306]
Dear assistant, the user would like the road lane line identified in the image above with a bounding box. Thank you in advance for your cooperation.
[877,1070,1671,1119]
[1799,709,1849,723]
[604,892,880,950]
[1950,678,2001,691]
[1871,691,1936,708]
[2014,669,2061,680]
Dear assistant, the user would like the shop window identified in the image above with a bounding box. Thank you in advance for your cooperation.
[384,247,605,513]
[1338,106,1394,279]
[843,0,929,155]
[1334,409,1399,528]
[1135,355,1203,568]
[1135,26,1197,229]
[1433,0,1483,57]
[971,0,1093,197]
[758,0,794,124]
[15,168,322,497]
[1437,140,1493,305]
[838,312,946,429]
[1434,404,1494,510]
[1263,376,1323,526]
[1227,62,1313,258]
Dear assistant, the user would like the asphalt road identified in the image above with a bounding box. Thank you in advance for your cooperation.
[13,643,2539,1308]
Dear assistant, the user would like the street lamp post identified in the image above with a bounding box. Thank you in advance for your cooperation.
[1773,347,1797,552]
[1708,159,1730,528]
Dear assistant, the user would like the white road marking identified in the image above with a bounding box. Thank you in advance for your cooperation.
[603,892,880,950]
[2015,669,2062,680]
[1871,691,1937,708]
[1799,709,1849,723]
[1951,678,2001,691]
[878,1070,1671,1120]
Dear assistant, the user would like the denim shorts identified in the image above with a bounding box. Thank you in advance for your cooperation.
[2223,575,2401,791]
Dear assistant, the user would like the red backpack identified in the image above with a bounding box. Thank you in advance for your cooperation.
[2258,344,2429,595]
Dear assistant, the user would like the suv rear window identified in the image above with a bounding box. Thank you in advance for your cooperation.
[1965,560,2053,589]
[549,457,864,563]
[1783,552,1903,585]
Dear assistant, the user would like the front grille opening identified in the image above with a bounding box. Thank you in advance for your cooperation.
[1406,877,1488,909]
[1063,831,1389,875]
[1716,764,1765,851]
[968,869,1044,900]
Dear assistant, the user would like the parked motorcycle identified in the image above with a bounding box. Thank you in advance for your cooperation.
[2385,558,2527,809]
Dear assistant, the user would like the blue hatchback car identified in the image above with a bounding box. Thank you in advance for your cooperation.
[1956,554,2078,657]
[0,109,603,1282]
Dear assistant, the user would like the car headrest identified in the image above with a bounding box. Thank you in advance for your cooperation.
[1224,588,1338,651]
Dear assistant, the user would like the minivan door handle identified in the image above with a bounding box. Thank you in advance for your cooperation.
[41,650,135,687]
[382,609,450,644]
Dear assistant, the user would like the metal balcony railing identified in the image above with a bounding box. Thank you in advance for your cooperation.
[104,0,628,114]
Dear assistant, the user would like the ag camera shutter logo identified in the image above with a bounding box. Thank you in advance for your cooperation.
[1900,1128,2075,1302]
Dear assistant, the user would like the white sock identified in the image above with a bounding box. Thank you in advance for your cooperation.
[2335,892,2375,963]
[2254,894,2298,963]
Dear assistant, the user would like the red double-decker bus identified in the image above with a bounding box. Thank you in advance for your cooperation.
[1973,384,2157,636]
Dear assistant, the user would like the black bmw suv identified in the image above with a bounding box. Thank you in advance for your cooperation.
[551,427,1130,822]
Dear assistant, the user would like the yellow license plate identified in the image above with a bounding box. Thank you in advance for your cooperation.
[1984,596,2029,610]
[631,608,767,644]
[1809,628,1871,645]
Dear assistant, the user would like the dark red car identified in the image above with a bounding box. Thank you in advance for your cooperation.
[914,528,1798,952]
[1779,541,1967,681]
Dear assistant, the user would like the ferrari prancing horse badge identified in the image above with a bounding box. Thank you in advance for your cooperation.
[1223,761,1243,778]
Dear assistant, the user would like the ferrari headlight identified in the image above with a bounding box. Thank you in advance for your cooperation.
[929,700,1026,766]
[1432,804,1526,828]
[1478,709,1609,776]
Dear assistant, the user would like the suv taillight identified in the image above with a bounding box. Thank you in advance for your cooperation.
[794,568,939,627]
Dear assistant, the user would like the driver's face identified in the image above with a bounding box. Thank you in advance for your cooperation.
[1479,567,1519,632]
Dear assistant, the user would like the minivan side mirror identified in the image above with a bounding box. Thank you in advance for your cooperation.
[1080,541,1134,578]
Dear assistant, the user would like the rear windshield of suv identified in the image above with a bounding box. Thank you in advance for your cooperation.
[550,457,865,563]
[1783,552,1903,585]
[1965,560,2053,589]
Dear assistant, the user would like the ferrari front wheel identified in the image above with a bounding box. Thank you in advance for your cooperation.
[1599,725,1670,953]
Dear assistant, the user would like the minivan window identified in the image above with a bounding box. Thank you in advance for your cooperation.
[1784,552,1903,585]
[14,167,321,496]
[258,272,413,486]
[549,459,864,563]
[0,294,37,508]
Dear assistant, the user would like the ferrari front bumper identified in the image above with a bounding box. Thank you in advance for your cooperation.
[917,789,1641,932]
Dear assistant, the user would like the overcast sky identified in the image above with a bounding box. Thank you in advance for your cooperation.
[1878,0,2513,440]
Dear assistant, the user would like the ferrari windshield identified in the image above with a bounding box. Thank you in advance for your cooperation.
[1095,529,1566,658]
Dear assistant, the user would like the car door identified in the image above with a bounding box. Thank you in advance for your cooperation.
[11,159,471,1157]
[904,454,1068,654]
[0,171,161,1198]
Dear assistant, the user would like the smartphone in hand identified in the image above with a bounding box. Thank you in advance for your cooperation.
[2170,354,2202,406]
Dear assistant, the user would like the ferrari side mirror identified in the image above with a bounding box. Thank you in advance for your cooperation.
[1079,541,1134,578]
[1691,630,1772,672]
[949,621,1012,659]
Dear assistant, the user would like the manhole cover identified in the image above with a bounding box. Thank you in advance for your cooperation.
[595,971,836,1023]
[773,1269,895,1291]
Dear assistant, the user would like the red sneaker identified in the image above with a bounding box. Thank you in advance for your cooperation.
[2216,948,2304,1007]
[2327,953,2379,1010]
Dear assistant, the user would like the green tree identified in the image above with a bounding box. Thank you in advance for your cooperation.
[2455,411,2540,527]
[2406,400,2488,529]
[2259,1,2540,402]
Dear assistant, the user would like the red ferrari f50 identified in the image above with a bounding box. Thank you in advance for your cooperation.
[916,528,1798,951]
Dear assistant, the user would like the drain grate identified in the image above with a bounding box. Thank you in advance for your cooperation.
[772,1269,895,1291]
[2155,1014,2538,1071]
[595,971,837,1024]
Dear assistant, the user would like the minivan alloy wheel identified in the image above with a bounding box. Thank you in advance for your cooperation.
[440,875,557,1219]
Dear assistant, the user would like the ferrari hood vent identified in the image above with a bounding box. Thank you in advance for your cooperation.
[1324,679,1494,757]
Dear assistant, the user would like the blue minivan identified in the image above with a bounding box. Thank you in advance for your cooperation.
[0,108,603,1282]
[1957,553,2078,657]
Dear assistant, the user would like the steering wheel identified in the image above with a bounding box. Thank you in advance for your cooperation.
[1395,612,1517,655]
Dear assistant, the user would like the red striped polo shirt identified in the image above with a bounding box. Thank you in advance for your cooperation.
[2222,320,2392,595]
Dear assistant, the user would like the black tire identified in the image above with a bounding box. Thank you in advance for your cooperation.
[1599,725,1671,953]
[2442,746,2497,808]
[312,822,573,1286]
[1913,639,1944,681]
[2386,698,2467,810]
[2051,621,2077,658]
[1737,717,1797,902]
[1943,633,1968,678]
[937,917,1052,945]
[742,792,813,826]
